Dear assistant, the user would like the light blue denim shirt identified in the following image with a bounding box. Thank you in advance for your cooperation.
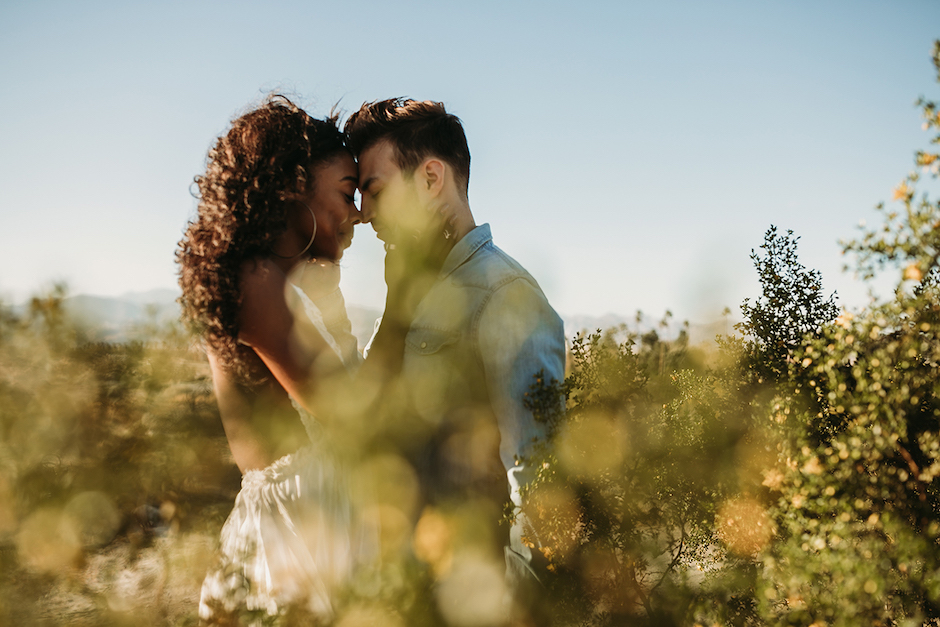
[399,223,566,581]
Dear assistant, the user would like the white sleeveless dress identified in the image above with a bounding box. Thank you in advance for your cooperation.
[199,286,369,624]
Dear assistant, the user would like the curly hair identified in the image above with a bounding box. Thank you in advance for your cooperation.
[176,95,347,385]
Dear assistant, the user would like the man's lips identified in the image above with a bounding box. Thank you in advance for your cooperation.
[371,222,389,242]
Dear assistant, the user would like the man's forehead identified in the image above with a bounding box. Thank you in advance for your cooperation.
[358,140,401,193]
[359,139,397,171]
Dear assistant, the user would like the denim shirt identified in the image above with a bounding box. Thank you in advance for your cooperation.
[399,223,566,578]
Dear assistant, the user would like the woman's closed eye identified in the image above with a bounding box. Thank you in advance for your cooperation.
[344,188,361,206]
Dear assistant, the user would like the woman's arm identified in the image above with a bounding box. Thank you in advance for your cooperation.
[236,258,330,414]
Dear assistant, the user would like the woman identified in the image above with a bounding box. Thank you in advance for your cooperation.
[176,95,367,623]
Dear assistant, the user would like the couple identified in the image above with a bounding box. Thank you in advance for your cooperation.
[177,95,565,625]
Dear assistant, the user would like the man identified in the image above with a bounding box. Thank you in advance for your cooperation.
[345,99,565,623]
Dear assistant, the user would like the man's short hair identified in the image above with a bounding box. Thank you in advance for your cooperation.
[344,98,471,194]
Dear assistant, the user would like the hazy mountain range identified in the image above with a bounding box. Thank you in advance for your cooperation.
[52,289,732,347]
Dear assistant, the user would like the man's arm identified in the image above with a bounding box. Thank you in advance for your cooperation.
[478,277,565,596]
[477,278,566,505]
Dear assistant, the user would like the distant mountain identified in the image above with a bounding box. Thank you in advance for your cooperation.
[57,290,733,348]
[561,313,734,347]
[63,291,182,343]
[687,318,736,346]
[563,313,632,337]
[61,289,384,347]
[117,288,181,306]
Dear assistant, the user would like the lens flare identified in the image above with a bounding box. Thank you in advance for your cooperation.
[717,497,773,556]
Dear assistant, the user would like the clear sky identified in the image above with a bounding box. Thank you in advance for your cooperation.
[1,0,938,322]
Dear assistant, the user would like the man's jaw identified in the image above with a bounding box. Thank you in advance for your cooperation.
[371,221,395,244]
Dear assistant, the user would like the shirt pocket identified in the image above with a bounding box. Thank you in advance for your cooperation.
[403,327,461,420]
[405,327,460,356]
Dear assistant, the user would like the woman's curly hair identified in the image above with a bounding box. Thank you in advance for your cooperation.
[176,95,347,384]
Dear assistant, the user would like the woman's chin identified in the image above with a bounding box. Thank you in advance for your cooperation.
[311,241,345,263]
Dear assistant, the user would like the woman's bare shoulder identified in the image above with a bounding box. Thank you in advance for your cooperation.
[235,258,292,345]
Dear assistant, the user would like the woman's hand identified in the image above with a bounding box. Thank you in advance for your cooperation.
[288,258,341,302]
[383,202,456,326]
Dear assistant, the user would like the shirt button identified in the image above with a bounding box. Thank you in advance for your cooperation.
[420,341,428,349]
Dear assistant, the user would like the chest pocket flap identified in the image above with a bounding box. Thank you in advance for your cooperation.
[405,327,460,355]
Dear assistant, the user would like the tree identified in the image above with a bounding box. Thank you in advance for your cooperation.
[738,226,839,382]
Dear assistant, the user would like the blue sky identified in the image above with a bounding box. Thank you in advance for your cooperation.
[1,0,938,322]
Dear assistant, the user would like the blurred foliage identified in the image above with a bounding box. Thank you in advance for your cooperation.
[0,283,240,625]
[520,320,750,626]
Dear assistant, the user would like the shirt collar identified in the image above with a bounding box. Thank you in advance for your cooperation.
[440,223,492,278]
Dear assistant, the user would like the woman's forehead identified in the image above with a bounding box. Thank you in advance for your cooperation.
[312,153,358,182]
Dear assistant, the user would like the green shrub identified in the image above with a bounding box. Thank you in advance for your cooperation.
[521,38,940,627]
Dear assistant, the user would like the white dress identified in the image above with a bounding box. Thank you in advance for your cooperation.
[199,286,369,624]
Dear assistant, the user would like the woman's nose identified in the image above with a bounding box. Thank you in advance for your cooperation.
[358,197,373,224]
[348,203,363,225]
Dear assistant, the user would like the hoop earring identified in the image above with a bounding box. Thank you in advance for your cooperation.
[272,201,318,259]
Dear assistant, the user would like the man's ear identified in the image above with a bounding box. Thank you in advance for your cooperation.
[419,158,446,197]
